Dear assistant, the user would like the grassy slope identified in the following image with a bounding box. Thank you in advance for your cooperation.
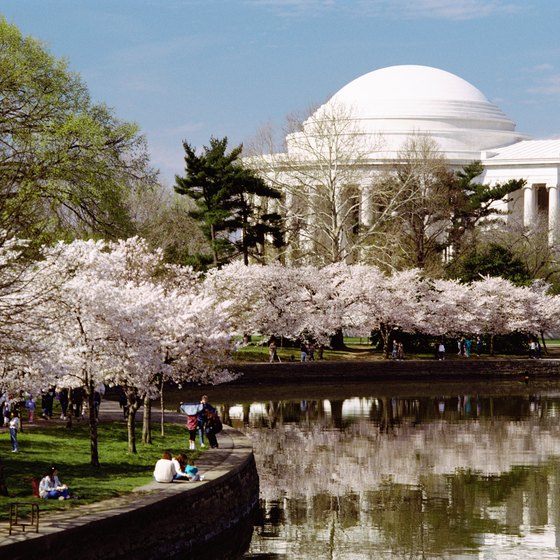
[0,421,198,521]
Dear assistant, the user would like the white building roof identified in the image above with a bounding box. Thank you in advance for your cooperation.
[484,139,560,162]
[292,65,529,161]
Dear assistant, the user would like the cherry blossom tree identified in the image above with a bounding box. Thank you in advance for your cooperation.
[417,278,474,338]
[468,277,527,355]
[30,237,234,462]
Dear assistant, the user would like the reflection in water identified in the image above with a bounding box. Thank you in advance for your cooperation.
[214,392,560,559]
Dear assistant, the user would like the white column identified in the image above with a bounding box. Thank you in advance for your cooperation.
[360,185,373,228]
[523,184,535,228]
[548,185,559,245]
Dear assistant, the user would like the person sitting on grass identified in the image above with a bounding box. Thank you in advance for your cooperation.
[39,465,70,500]
[153,451,177,483]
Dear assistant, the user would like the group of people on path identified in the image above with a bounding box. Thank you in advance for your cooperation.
[456,336,483,358]
[183,394,222,450]
[154,394,222,483]
[391,340,405,360]
[435,336,484,360]
[268,338,325,363]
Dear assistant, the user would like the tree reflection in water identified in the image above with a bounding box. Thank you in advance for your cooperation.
[216,392,560,559]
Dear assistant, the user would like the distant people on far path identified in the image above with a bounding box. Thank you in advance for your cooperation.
[300,342,308,362]
[308,343,316,361]
[25,395,35,423]
[2,394,11,427]
[476,336,483,357]
[397,342,405,360]
[9,410,20,452]
[118,388,128,420]
[39,466,70,499]
[41,387,55,419]
[57,388,69,420]
[392,340,398,360]
[464,337,472,358]
[529,338,537,359]
[438,342,446,361]
[71,387,84,419]
[93,383,105,420]
[153,451,177,483]
[269,340,281,363]
[317,344,325,360]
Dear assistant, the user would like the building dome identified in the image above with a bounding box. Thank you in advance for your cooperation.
[297,65,529,161]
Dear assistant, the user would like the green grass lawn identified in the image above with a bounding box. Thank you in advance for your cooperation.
[0,421,199,521]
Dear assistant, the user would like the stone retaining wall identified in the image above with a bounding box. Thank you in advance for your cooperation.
[227,358,560,384]
[1,428,259,560]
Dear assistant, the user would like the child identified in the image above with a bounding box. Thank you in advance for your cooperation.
[185,459,203,481]
[9,410,20,452]
[25,396,35,423]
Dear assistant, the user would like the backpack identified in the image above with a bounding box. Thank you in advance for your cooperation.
[207,413,223,434]
[31,478,40,498]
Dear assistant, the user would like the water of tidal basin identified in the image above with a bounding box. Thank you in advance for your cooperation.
[207,380,560,560]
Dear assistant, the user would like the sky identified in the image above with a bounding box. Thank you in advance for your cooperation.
[2,0,560,185]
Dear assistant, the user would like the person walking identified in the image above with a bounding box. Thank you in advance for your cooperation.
[464,337,472,358]
[25,395,35,424]
[187,410,198,450]
[269,340,281,363]
[438,342,446,361]
[300,342,308,362]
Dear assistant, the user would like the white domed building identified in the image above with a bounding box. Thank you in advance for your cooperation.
[257,65,560,265]
[309,65,526,160]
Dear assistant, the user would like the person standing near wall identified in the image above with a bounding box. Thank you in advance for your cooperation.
[197,395,216,447]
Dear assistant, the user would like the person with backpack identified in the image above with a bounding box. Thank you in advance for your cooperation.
[197,395,216,448]
[205,408,223,449]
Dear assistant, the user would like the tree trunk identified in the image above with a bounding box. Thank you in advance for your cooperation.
[380,323,391,359]
[329,327,346,350]
[0,458,8,496]
[126,396,140,454]
[66,389,74,430]
[160,380,165,437]
[490,333,495,356]
[142,395,152,444]
[87,382,100,468]
[540,330,548,356]
[210,224,219,266]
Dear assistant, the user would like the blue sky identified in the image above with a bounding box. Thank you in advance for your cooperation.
[2,0,560,184]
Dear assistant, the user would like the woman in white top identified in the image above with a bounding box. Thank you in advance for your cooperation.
[153,451,176,482]
[39,465,70,499]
